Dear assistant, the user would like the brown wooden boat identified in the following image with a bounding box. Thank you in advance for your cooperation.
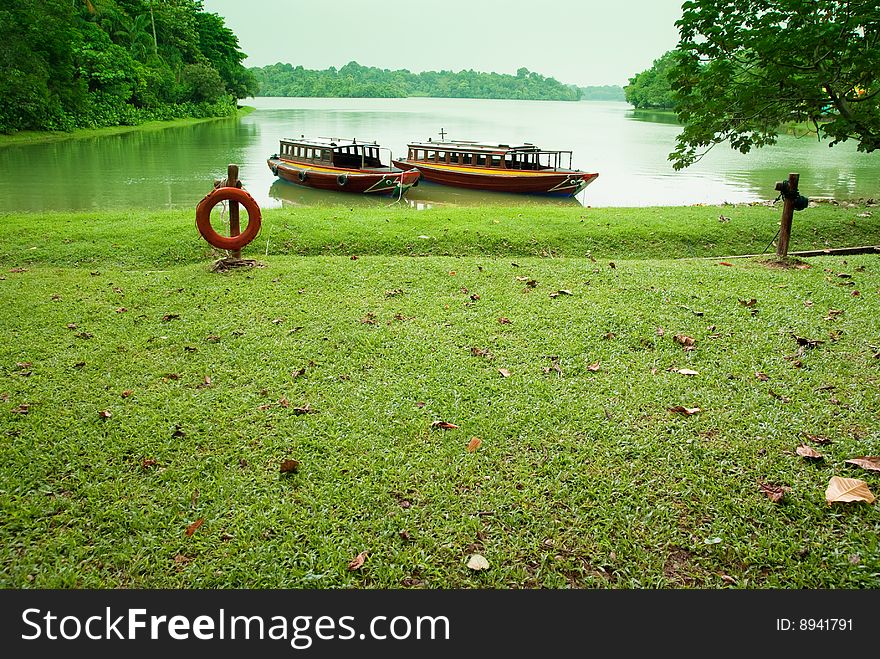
[268,137,420,196]
[391,139,598,196]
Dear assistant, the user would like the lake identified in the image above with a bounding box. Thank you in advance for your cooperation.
[2,97,878,212]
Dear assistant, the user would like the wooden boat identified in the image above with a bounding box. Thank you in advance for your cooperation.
[267,137,420,196]
[391,139,598,196]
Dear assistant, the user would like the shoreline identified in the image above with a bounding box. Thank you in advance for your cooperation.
[0,106,256,148]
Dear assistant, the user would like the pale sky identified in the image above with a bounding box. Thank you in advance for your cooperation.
[201,0,685,87]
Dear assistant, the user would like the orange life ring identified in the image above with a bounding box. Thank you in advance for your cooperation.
[195,186,262,251]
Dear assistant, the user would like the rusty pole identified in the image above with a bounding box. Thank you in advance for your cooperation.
[775,172,799,258]
[226,163,241,260]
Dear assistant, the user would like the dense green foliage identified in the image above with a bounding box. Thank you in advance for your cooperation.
[0,0,257,133]
[668,0,880,169]
[578,85,626,101]
[625,51,676,109]
[251,62,580,101]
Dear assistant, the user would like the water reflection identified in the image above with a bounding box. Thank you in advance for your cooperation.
[269,179,584,209]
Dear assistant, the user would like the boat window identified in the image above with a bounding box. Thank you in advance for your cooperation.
[425,151,435,161]
[489,155,501,168]
[476,154,487,166]
[462,153,473,164]
[437,151,448,163]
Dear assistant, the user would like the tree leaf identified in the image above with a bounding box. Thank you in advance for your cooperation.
[825,476,875,505]
[431,420,459,430]
[466,554,490,571]
[758,480,786,503]
[675,368,699,376]
[348,551,368,571]
[673,334,695,348]
[185,518,205,536]
[668,406,701,416]
[754,371,769,381]
[802,433,831,445]
[587,361,601,372]
[844,457,880,473]
[466,437,482,453]
[98,409,112,419]
[498,368,511,378]
[497,317,512,324]
[293,403,317,415]
[280,459,300,474]
[795,444,823,460]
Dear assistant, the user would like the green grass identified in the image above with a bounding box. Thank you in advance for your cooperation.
[0,106,255,148]
[1,206,878,588]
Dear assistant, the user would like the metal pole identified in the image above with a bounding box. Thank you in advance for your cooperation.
[776,172,799,258]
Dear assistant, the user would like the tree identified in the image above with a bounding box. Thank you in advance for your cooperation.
[668,0,880,169]
[625,51,676,109]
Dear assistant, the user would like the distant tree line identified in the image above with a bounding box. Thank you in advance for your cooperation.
[577,85,626,101]
[0,0,257,134]
[624,51,676,110]
[251,62,581,101]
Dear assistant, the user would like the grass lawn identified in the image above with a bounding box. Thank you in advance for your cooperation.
[1,204,878,588]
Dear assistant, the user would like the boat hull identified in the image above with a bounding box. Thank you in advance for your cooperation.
[391,159,598,196]
[268,158,420,196]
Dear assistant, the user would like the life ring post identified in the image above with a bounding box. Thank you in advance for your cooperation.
[226,164,241,260]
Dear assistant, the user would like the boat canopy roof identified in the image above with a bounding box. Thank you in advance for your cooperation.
[280,136,380,150]
[406,139,570,155]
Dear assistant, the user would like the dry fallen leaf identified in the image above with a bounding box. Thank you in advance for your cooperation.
[844,457,880,473]
[161,313,180,322]
[293,403,317,415]
[185,518,205,536]
[497,317,512,324]
[668,406,701,416]
[466,554,490,571]
[348,551,368,571]
[675,368,699,376]
[431,420,459,430]
[673,334,696,349]
[121,389,133,398]
[141,458,158,469]
[498,368,511,378]
[758,481,787,503]
[795,444,823,460]
[802,433,832,445]
[98,409,112,419]
[719,262,734,267]
[587,361,601,372]
[739,298,757,308]
[470,347,493,358]
[278,397,290,408]
[825,476,875,505]
[280,459,300,474]
[466,437,482,453]
[754,371,769,381]
[12,403,30,414]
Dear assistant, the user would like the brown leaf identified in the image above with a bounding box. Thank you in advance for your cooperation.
[115,307,127,313]
[171,425,186,438]
[587,361,601,372]
[792,334,823,349]
[656,327,665,337]
[754,372,769,381]
[448,270,456,276]
[802,433,832,445]
[12,403,29,415]
[497,317,512,324]
[280,459,300,474]
[498,368,511,378]
[608,262,616,269]
[185,518,205,536]
[603,332,616,340]
[431,420,459,430]
[415,401,426,408]
[758,480,786,503]
[738,298,757,307]
[795,444,824,460]
[399,530,412,541]
[825,476,876,505]
[9,267,27,273]
[470,347,493,358]
[121,389,134,398]
[794,264,811,270]
[470,293,481,301]
[466,437,482,452]
[348,551,368,571]
[851,290,860,297]
[257,403,272,411]
[161,313,179,322]
[278,397,290,408]
[526,279,538,288]
[76,331,93,340]
[674,368,699,376]
[673,334,696,348]
[844,457,880,473]
[141,458,158,469]
[385,288,404,298]
[360,312,377,325]
[201,375,212,388]
[824,308,844,320]
[205,335,221,343]
[66,323,78,330]
[668,406,701,416]
[98,409,112,419]
[293,403,317,415]
[718,262,734,267]
[768,389,790,403]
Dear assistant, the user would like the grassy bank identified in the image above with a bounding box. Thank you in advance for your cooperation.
[0,203,877,269]
[1,206,878,588]
[0,106,255,148]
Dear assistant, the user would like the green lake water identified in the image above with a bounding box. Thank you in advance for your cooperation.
[2,97,878,211]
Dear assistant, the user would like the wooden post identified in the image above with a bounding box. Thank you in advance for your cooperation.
[776,172,799,258]
[226,164,241,260]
